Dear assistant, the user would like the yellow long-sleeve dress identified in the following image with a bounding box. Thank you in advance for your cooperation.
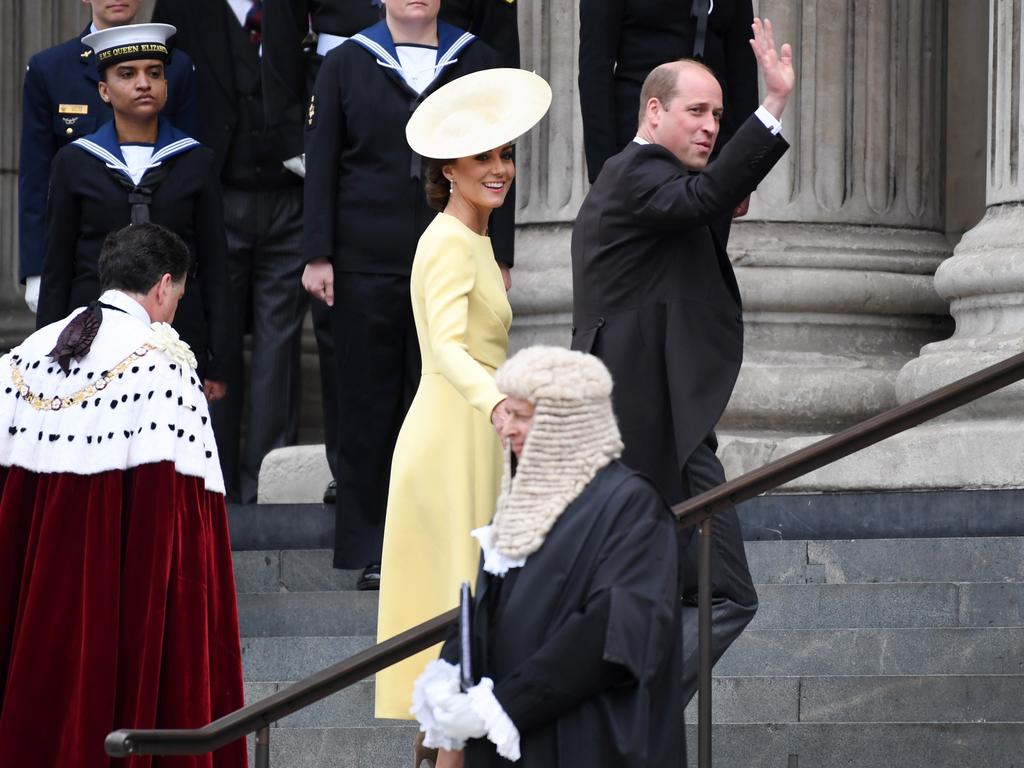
[374,212,512,719]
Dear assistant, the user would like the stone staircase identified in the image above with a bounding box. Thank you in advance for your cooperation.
[231,525,1024,767]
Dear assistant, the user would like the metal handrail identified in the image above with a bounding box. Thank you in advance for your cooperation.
[105,349,1024,766]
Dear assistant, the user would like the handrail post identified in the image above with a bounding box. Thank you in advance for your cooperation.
[255,725,270,768]
[697,517,712,768]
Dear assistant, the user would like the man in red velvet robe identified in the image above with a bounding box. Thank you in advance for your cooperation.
[0,223,246,768]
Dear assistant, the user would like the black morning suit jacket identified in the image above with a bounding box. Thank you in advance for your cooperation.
[578,0,757,183]
[152,0,303,185]
[35,132,231,382]
[570,116,787,505]
[18,27,198,281]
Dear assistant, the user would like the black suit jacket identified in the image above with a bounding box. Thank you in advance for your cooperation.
[570,117,787,504]
[36,140,230,381]
[152,0,303,179]
[578,0,757,184]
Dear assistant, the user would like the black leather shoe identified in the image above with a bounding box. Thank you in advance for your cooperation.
[357,563,381,591]
[323,479,337,504]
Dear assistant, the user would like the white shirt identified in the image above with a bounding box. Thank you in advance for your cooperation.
[395,45,439,95]
[99,289,152,325]
[120,145,155,185]
[225,0,251,27]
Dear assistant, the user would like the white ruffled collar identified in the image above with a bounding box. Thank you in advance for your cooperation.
[471,525,527,576]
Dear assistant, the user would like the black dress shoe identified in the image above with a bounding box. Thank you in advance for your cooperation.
[323,479,337,504]
[357,563,381,591]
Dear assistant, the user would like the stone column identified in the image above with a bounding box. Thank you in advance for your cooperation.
[884,0,1024,489]
[506,0,585,352]
[0,2,90,350]
[719,0,954,478]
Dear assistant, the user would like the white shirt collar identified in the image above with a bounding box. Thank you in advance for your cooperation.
[632,136,650,145]
[225,0,251,28]
[99,289,152,326]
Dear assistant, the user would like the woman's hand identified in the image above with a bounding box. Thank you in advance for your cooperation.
[491,398,508,440]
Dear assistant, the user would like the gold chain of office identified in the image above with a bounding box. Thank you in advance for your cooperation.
[9,344,157,413]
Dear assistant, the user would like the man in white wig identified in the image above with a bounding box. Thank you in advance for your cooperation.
[412,346,686,767]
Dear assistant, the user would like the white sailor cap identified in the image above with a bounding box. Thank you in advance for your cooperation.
[82,23,176,71]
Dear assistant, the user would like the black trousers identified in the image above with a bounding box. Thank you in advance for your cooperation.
[212,184,307,503]
[329,271,419,569]
[311,298,338,480]
[678,432,758,705]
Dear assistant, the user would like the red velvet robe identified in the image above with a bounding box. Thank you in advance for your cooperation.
[0,295,246,767]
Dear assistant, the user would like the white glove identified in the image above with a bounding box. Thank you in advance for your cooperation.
[283,154,306,178]
[24,276,40,313]
[433,692,488,742]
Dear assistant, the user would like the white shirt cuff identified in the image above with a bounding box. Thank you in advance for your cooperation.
[755,105,783,135]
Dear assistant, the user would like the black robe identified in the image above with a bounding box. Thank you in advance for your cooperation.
[442,461,685,767]
[570,116,788,506]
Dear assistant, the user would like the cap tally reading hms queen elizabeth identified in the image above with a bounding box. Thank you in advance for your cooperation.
[0,222,245,768]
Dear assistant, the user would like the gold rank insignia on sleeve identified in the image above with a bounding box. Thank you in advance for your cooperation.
[80,49,92,59]
[308,94,316,126]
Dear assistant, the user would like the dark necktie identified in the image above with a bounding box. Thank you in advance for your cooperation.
[244,0,263,46]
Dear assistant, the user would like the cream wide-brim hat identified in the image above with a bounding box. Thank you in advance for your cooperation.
[406,68,553,160]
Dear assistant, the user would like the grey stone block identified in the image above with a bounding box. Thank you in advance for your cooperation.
[233,550,283,593]
[242,636,373,681]
[237,591,378,637]
[745,541,824,584]
[685,676,800,724]
[249,725,418,768]
[750,583,960,630]
[684,723,1024,768]
[807,537,1024,584]
[281,550,360,592]
[244,680,405,728]
[799,675,1024,723]
[715,627,1024,676]
[959,583,1024,627]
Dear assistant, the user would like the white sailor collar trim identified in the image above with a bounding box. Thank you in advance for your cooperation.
[350,20,475,80]
[73,118,200,183]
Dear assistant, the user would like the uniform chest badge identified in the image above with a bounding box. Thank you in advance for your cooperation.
[59,104,89,115]
[62,116,80,126]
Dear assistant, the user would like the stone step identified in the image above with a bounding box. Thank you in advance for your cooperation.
[244,674,1024,728]
[235,581,1024,638]
[242,636,373,682]
[715,627,1024,677]
[244,722,1024,768]
[232,537,1024,594]
[745,536,1024,585]
[682,722,1024,768]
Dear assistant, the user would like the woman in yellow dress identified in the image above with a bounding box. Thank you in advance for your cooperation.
[374,69,552,725]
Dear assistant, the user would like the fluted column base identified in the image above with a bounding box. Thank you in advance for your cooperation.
[722,221,952,435]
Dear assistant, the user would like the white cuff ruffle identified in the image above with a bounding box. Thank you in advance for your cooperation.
[471,525,527,576]
[467,678,521,762]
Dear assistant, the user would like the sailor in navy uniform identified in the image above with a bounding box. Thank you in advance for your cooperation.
[301,4,511,583]
[18,5,198,312]
[35,24,230,390]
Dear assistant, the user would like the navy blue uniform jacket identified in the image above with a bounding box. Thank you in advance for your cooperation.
[35,120,230,382]
[18,26,199,281]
